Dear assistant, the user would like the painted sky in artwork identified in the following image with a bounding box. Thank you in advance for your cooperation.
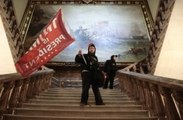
[26,4,150,62]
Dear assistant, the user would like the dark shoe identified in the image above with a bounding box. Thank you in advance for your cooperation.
[80,102,88,106]
[103,86,107,89]
[96,102,105,105]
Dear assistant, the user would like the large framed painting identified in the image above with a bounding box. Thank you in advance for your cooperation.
[24,2,152,63]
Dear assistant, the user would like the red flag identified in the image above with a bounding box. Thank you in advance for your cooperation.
[15,9,74,77]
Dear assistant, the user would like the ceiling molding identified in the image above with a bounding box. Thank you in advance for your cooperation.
[31,0,144,1]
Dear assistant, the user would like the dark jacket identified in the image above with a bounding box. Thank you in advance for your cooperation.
[75,54,100,72]
[104,59,117,77]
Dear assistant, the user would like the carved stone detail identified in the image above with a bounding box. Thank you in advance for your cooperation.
[82,0,93,4]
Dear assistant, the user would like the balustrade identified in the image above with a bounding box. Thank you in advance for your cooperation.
[0,69,54,117]
[118,70,183,120]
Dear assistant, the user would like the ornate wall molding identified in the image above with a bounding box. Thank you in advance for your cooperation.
[0,0,24,62]
[144,0,176,74]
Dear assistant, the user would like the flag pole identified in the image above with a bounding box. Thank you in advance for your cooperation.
[81,53,87,65]
[64,17,87,65]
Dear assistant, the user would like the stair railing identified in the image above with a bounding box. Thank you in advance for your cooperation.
[117,70,183,120]
[0,69,54,117]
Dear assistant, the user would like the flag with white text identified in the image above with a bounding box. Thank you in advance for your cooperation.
[15,9,74,77]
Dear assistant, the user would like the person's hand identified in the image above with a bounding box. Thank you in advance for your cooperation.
[78,50,82,55]
[104,72,108,79]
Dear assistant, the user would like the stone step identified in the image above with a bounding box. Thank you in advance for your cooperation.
[35,95,131,101]
[3,114,158,120]
[44,91,125,95]
[47,88,121,92]
[35,96,131,101]
[28,99,137,105]
[22,103,143,110]
[45,88,123,92]
[13,108,149,117]
[38,93,128,97]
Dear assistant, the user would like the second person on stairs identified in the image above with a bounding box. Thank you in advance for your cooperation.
[103,55,118,89]
[75,43,105,106]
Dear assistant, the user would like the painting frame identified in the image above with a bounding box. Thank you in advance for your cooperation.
[19,0,154,66]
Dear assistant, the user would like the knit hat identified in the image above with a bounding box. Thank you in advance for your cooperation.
[88,43,95,48]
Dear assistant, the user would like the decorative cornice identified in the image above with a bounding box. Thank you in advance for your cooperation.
[20,0,153,41]
[82,0,93,4]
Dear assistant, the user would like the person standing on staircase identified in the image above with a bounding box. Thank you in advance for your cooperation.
[75,43,105,106]
[103,55,118,89]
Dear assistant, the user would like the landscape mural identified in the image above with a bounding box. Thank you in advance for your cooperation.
[25,4,150,62]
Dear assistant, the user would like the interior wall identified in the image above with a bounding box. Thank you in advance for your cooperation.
[0,16,17,74]
[147,0,160,21]
[12,0,29,26]
[154,0,183,80]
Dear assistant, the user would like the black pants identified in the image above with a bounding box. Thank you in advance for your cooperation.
[103,75,114,89]
[81,71,103,105]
